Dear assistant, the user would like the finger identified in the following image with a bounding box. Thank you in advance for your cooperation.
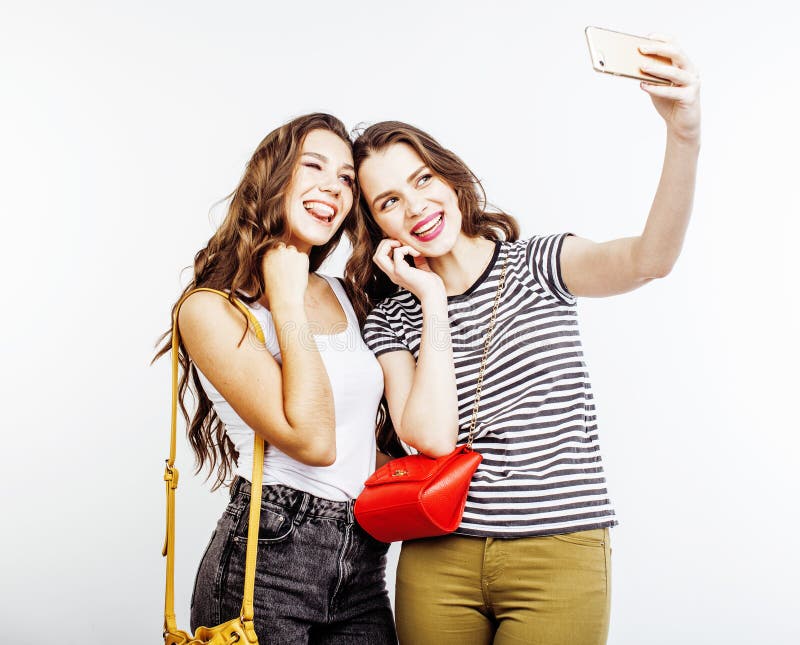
[374,238,401,259]
[373,239,400,261]
[640,62,696,87]
[640,82,697,102]
[373,253,398,278]
[392,246,418,275]
[392,246,420,269]
[373,253,395,278]
[639,41,692,72]
[372,247,394,278]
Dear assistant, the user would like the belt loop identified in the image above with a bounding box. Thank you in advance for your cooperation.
[346,499,355,524]
[293,492,311,526]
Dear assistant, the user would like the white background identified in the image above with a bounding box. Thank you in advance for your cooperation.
[2,1,799,643]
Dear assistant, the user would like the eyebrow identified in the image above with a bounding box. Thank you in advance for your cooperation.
[302,151,355,173]
[371,164,428,208]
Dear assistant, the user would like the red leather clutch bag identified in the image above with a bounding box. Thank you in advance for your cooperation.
[354,445,482,543]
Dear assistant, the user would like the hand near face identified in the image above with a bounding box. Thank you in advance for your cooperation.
[262,242,310,308]
[639,34,701,143]
[373,239,445,302]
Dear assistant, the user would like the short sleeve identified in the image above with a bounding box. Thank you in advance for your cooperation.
[525,234,576,305]
[363,302,409,357]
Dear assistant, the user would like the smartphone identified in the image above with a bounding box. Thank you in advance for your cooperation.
[585,26,672,85]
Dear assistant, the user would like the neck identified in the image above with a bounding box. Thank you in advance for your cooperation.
[428,235,497,296]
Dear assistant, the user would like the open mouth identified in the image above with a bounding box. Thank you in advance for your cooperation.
[411,213,444,240]
[304,200,337,224]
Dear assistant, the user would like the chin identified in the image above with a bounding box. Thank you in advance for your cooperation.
[412,232,459,257]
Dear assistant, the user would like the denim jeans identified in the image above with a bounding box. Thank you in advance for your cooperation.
[191,477,397,644]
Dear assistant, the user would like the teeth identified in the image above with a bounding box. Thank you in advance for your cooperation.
[413,215,443,237]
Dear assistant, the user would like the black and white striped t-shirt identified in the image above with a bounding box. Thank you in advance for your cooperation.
[363,235,617,537]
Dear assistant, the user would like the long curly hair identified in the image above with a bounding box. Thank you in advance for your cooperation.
[343,121,521,458]
[153,113,358,490]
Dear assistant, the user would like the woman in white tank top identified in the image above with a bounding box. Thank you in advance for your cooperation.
[155,114,399,644]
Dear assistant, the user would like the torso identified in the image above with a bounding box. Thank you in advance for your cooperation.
[363,237,618,537]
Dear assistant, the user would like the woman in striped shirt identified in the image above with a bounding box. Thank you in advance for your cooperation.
[343,38,700,645]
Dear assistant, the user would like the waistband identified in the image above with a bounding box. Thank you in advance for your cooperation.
[230,476,355,522]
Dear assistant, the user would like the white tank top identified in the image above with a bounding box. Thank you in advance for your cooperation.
[195,274,384,501]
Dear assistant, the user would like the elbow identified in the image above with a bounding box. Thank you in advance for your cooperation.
[400,427,457,458]
[646,255,676,279]
[306,448,337,467]
[421,440,457,458]
[644,263,674,280]
[634,254,676,281]
[255,419,337,467]
[295,440,337,467]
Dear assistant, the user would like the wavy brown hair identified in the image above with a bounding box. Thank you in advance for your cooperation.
[343,121,521,457]
[153,113,358,489]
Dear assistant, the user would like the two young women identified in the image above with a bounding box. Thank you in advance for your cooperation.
[166,37,700,645]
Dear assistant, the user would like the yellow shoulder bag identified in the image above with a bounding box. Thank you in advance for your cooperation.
[163,288,265,644]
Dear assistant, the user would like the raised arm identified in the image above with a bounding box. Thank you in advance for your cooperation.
[371,240,459,457]
[562,35,701,298]
[178,243,336,466]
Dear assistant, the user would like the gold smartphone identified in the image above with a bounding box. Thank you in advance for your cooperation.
[585,26,672,85]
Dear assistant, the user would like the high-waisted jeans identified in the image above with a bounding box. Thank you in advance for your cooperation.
[190,477,397,644]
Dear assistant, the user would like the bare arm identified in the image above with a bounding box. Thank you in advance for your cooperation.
[376,296,459,457]
[179,293,335,466]
[370,240,459,457]
[178,244,336,466]
[562,36,701,298]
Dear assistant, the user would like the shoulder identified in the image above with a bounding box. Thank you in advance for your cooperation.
[178,290,264,345]
[179,290,242,327]
[367,289,419,322]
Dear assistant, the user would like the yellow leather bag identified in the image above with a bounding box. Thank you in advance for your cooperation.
[162,288,266,644]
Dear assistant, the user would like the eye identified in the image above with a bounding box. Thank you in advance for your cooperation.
[340,175,354,187]
[416,173,432,187]
[303,162,322,171]
[380,197,398,211]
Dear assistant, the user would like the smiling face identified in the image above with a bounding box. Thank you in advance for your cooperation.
[285,128,355,253]
[358,142,463,256]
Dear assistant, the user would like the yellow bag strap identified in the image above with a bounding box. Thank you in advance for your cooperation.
[163,287,265,639]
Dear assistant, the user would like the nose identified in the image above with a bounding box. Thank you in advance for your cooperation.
[320,173,341,197]
[407,200,427,218]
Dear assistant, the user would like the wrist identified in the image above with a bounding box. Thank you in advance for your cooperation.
[268,300,306,320]
[666,127,701,150]
[416,282,447,305]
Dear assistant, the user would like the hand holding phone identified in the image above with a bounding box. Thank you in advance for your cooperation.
[585,26,673,85]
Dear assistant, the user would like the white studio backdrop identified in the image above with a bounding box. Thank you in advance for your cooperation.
[1,1,798,643]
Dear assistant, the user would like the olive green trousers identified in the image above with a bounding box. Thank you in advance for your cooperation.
[395,528,611,645]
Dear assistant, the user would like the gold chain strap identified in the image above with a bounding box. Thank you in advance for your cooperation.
[467,252,509,449]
